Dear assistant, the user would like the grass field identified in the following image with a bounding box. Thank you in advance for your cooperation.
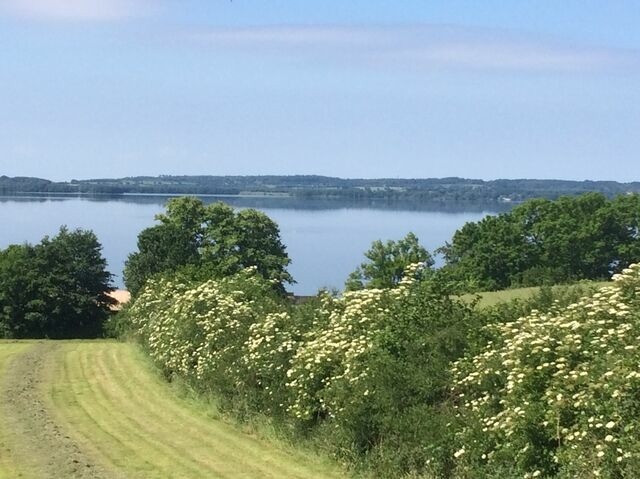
[462,280,610,308]
[0,342,32,478]
[0,341,347,479]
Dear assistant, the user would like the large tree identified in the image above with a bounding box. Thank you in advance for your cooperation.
[0,227,114,339]
[124,197,293,295]
[440,193,640,291]
[345,232,433,291]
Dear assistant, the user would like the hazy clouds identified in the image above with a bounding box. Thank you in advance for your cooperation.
[0,0,154,21]
[195,24,639,74]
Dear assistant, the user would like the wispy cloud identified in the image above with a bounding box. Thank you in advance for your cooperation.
[195,24,638,73]
[0,0,152,21]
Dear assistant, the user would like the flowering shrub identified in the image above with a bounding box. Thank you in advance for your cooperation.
[243,305,320,415]
[284,264,480,473]
[127,263,484,476]
[131,262,640,477]
[285,286,396,422]
[450,264,640,478]
[128,268,285,403]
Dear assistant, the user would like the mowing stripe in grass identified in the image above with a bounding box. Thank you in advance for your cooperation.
[0,342,32,479]
[53,347,145,477]
[86,346,221,477]
[60,344,205,478]
[102,344,338,479]
[0,342,111,479]
[100,343,343,478]
[90,347,261,478]
[59,344,266,478]
[49,342,346,479]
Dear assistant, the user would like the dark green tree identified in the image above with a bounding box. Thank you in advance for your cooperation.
[0,227,114,339]
[439,214,533,291]
[124,197,293,295]
[440,193,640,291]
[123,223,200,296]
[0,244,40,338]
[606,194,640,267]
[345,232,433,291]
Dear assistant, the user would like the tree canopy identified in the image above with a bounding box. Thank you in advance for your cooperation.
[0,227,114,338]
[440,193,640,290]
[345,232,433,290]
[124,197,293,296]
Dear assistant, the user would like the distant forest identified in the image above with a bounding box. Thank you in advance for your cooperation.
[2,174,640,203]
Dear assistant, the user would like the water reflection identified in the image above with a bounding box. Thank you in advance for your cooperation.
[0,193,512,213]
[0,194,506,295]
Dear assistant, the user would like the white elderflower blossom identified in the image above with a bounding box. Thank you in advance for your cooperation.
[453,448,465,458]
[449,264,640,476]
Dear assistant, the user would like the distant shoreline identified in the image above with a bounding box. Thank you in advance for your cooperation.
[2,174,640,205]
[2,191,290,198]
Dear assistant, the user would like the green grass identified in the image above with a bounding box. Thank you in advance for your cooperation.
[461,281,610,308]
[0,341,347,479]
[0,341,33,479]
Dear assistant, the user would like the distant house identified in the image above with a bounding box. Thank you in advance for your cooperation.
[107,290,131,311]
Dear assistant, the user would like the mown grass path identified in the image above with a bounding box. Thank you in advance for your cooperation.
[0,341,33,479]
[0,341,346,479]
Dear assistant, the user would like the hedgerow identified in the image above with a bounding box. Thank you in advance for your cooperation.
[449,264,640,478]
[128,268,285,407]
[127,263,640,478]
[128,264,483,476]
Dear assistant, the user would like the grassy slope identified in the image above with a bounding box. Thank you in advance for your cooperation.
[0,341,346,479]
[0,342,32,478]
[462,281,610,308]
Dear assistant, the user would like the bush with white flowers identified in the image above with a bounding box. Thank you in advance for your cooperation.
[126,262,640,478]
[128,268,285,403]
[450,264,640,478]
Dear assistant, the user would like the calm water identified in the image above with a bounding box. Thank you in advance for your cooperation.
[0,195,505,295]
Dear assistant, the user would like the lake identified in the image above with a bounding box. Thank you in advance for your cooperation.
[0,195,506,295]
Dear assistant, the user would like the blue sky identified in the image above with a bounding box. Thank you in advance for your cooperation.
[1,1,639,181]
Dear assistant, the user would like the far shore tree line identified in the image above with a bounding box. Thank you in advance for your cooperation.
[4,174,640,203]
[1,191,640,339]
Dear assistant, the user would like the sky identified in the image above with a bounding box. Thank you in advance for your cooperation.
[1,1,639,182]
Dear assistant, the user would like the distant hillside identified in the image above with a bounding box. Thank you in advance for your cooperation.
[2,174,640,203]
[0,176,57,193]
